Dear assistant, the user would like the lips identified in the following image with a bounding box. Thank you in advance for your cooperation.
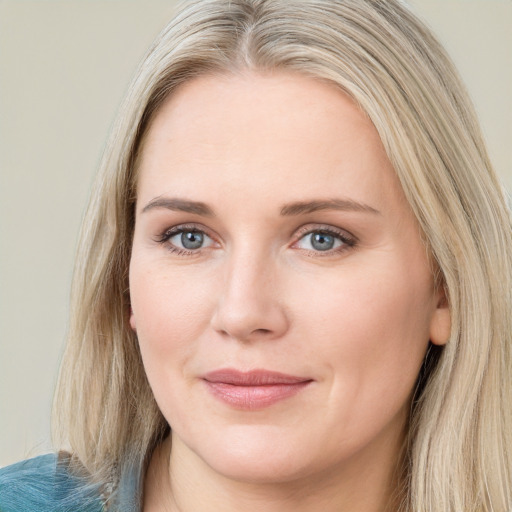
[202,369,313,410]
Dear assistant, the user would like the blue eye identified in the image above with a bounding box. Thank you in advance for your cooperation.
[159,227,214,252]
[309,232,336,251]
[176,231,205,250]
[295,229,353,253]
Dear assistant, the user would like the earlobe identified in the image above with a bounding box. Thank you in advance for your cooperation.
[429,291,451,346]
[129,306,137,332]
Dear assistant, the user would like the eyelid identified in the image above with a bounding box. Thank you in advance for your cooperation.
[294,223,356,241]
[291,223,358,255]
[153,222,357,256]
[155,223,219,253]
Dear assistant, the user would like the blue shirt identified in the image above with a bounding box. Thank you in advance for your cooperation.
[0,453,143,512]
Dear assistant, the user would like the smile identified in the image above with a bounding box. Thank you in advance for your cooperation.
[202,369,313,410]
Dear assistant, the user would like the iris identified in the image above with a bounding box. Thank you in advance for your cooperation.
[181,231,204,250]
[310,232,335,251]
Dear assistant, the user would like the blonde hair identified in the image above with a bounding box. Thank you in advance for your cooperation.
[53,1,512,510]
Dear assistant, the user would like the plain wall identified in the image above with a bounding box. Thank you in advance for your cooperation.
[1,0,511,467]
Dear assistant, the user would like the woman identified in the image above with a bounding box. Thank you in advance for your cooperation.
[1,0,511,511]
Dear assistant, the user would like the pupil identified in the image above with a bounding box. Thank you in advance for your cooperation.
[311,233,334,251]
[181,231,203,249]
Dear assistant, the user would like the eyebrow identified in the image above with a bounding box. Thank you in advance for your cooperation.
[141,197,214,216]
[141,196,380,217]
[280,199,380,216]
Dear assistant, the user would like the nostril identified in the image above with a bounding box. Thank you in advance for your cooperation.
[211,293,289,342]
[233,328,274,343]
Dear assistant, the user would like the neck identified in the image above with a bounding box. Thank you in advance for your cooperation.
[143,431,405,512]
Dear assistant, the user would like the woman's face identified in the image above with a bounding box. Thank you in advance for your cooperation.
[129,71,450,484]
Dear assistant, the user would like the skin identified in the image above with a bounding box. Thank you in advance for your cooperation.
[129,71,451,512]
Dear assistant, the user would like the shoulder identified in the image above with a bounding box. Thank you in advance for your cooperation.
[0,453,60,511]
[0,453,105,512]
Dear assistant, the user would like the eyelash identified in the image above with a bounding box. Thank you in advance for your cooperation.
[293,225,357,256]
[155,223,357,257]
[155,224,215,256]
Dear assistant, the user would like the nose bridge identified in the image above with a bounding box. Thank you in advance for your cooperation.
[227,243,270,299]
[212,241,289,341]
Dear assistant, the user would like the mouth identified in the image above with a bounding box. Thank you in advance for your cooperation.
[202,369,313,410]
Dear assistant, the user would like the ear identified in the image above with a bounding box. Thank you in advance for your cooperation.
[429,286,451,346]
[129,306,137,332]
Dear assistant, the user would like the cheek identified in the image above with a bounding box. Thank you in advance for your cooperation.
[297,264,432,347]
[129,260,225,432]
[129,259,218,383]
[292,259,433,418]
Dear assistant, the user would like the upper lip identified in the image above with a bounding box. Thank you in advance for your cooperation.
[203,369,312,386]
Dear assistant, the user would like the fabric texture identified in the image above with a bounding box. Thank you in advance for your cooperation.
[0,453,143,512]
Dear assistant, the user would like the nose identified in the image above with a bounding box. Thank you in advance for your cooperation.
[211,250,290,342]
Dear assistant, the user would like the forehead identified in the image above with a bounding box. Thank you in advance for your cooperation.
[136,71,406,215]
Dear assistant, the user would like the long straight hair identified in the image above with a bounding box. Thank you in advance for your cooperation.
[53,1,512,510]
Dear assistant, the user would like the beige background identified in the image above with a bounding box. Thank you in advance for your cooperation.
[0,0,511,467]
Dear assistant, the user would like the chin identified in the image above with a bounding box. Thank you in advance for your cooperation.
[209,453,312,485]
[190,425,321,485]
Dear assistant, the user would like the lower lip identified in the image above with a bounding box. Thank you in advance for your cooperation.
[203,381,311,410]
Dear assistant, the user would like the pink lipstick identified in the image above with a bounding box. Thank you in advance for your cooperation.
[202,369,313,410]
